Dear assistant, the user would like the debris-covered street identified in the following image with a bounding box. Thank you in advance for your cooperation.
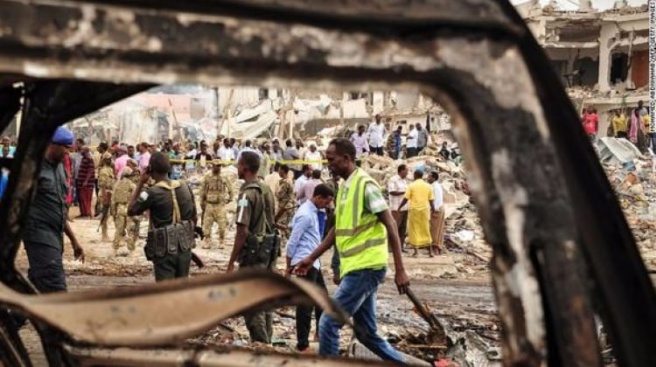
[13,145,500,365]
[0,0,654,366]
[12,131,656,365]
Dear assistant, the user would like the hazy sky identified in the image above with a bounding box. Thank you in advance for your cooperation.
[512,0,647,10]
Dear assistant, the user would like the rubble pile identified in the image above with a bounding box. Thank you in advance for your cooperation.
[599,140,656,271]
[360,136,492,277]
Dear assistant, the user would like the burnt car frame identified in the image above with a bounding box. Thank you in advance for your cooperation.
[0,0,654,366]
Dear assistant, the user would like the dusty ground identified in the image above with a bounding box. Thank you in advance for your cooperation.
[14,207,498,365]
[15,156,656,365]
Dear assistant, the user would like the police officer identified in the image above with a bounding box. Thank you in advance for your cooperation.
[227,151,277,344]
[126,159,141,185]
[97,152,115,241]
[200,161,233,249]
[111,167,137,255]
[128,152,197,281]
[23,126,85,293]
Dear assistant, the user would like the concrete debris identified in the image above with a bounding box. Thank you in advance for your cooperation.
[602,154,656,273]
[596,137,644,165]
[356,135,491,273]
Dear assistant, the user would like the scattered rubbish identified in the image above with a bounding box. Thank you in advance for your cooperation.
[453,230,475,243]
[348,340,432,366]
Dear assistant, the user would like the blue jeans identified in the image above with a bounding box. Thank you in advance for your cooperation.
[319,268,404,363]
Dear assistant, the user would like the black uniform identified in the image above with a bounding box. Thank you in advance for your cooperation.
[23,159,68,293]
[130,179,196,281]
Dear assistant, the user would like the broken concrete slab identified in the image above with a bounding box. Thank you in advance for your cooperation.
[596,137,644,165]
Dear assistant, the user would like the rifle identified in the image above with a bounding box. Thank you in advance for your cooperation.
[191,252,205,268]
[191,226,205,268]
[97,206,111,232]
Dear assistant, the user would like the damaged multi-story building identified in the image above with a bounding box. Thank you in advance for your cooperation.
[516,0,649,134]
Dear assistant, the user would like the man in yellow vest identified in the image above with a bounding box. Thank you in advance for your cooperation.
[294,138,409,362]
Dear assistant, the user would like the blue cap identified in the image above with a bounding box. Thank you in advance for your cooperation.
[52,126,74,146]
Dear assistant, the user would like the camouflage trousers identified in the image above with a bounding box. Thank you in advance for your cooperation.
[99,191,111,240]
[100,213,110,240]
[202,203,227,248]
[113,209,140,251]
[276,207,295,248]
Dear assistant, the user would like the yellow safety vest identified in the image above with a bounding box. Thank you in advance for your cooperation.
[335,169,388,277]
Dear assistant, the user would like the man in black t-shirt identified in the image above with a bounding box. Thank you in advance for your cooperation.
[195,142,214,171]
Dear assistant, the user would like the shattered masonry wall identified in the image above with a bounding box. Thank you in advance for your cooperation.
[522,7,649,92]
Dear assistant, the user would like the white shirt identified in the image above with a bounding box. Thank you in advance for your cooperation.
[298,148,308,160]
[367,122,386,148]
[236,146,261,161]
[305,150,323,170]
[217,146,235,161]
[407,129,418,148]
[431,181,443,210]
[388,174,409,211]
[294,175,309,200]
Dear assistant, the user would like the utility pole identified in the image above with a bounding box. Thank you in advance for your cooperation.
[649,0,654,136]
[579,0,592,11]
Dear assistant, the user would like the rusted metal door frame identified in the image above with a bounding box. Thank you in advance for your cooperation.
[0,0,653,366]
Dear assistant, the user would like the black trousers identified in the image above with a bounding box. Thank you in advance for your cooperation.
[152,250,192,282]
[371,147,384,156]
[296,266,327,350]
[407,147,418,158]
[24,241,67,364]
[24,241,67,293]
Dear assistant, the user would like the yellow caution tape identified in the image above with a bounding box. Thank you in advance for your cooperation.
[169,159,328,165]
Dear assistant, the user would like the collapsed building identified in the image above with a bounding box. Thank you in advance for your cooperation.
[516,1,649,134]
[67,86,446,145]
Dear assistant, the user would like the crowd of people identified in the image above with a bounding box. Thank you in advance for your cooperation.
[0,114,455,362]
[584,100,654,154]
[4,101,653,362]
[350,114,433,159]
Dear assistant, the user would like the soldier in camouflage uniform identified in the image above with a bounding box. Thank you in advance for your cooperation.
[200,162,233,249]
[97,152,115,241]
[126,159,144,239]
[126,159,140,185]
[274,164,295,244]
[111,167,138,254]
